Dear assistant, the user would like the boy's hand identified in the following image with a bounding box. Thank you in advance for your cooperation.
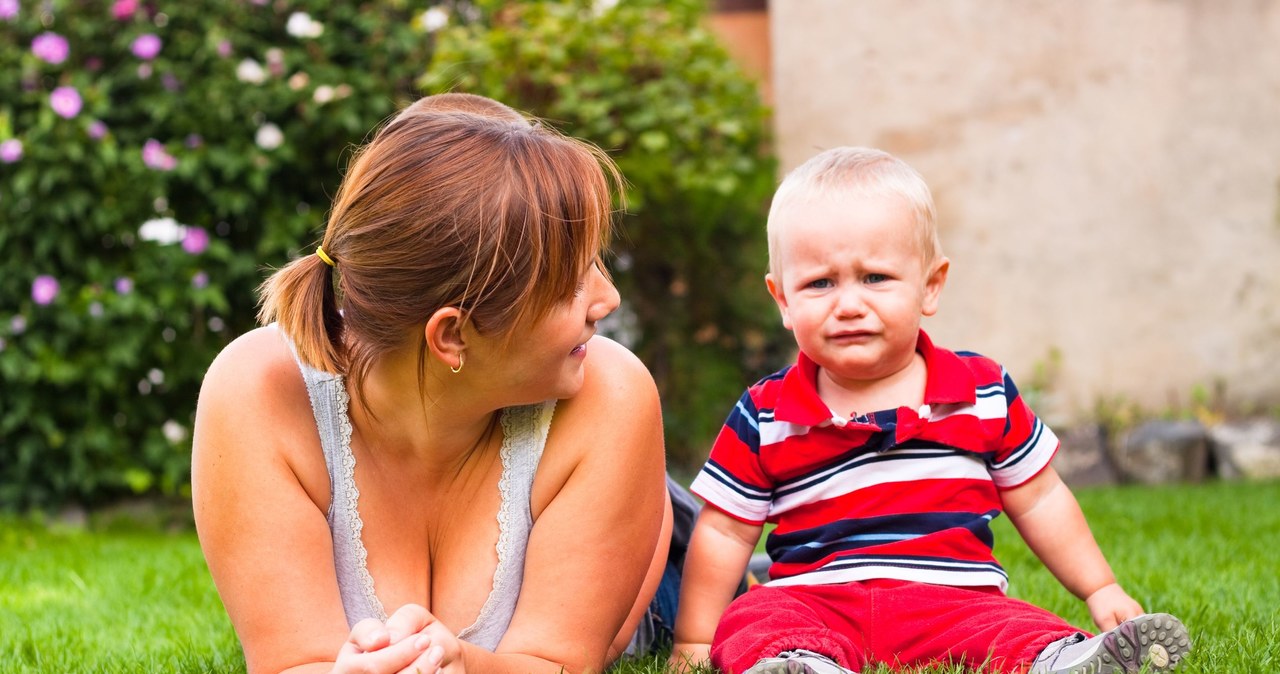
[668,642,711,673]
[1086,582,1144,631]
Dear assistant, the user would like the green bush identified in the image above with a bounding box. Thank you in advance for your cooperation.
[423,0,786,465]
[0,0,436,510]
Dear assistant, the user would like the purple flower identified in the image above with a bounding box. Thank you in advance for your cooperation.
[0,139,21,163]
[192,271,209,288]
[141,139,176,171]
[9,315,27,334]
[32,275,59,305]
[216,40,232,58]
[131,33,162,60]
[114,277,134,295]
[0,0,19,21]
[182,227,210,254]
[161,73,180,91]
[185,133,203,148]
[112,0,137,20]
[88,120,108,139]
[50,86,82,119]
[31,32,69,65]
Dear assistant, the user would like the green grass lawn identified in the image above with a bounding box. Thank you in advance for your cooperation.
[2,480,1276,673]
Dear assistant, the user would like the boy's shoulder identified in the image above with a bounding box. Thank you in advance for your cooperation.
[928,339,1009,389]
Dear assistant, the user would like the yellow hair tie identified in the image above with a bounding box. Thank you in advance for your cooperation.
[315,246,336,267]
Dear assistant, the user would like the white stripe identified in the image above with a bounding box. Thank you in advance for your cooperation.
[690,472,771,523]
[770,451,989,517]
[758,418,811,446]
[765,563,1009,593]
[928,393,1007,422]
[991,423,1059,488]
[703,461,770,498]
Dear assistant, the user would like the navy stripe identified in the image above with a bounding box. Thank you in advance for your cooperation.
[997,417,1044,469]
[766,510,999,564]
[773,447,964,498]
[702,458,771,501]
[724,391,762,454]
[812,554,1008,577]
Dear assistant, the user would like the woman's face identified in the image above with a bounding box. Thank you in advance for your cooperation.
[469,261,620,404]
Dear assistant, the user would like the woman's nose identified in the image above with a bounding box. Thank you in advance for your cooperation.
[588,264,620,322]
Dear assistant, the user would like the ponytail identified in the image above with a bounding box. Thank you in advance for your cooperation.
[257,250,345,373]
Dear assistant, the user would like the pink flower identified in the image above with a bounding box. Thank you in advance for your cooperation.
[50,86,82,119]
[141,139,176,171]
[112,0,137,20]
[0,0,19,21]
[0,139,21,163]
[115,277,134,294]
[192,271,209,288]
[31,32,69,65]
[131,33,162,60]
[32,275,59,305]
[88,120,108,139]
[182,227,210,254]
[216,40,232,58]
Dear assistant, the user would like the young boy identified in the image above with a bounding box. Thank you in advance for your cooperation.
[669,147,1190,674]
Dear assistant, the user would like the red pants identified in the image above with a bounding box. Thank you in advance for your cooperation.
[711,579,1086,674]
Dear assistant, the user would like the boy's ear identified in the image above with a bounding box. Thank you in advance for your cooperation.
[424,306,467,372]
[921,257,950,317]
[765,273,794,331]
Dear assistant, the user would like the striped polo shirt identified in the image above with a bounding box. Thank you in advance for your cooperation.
[690,331,1058,592]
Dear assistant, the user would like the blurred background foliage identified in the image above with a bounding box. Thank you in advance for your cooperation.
[0,0,782,511]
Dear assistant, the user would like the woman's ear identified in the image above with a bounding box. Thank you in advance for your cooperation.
[424,306,467,372]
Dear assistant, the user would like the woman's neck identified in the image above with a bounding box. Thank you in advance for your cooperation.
[347,345,499,472]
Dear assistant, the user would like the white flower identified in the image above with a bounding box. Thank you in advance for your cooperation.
[162,420,188,444]
[138,217,187,244]
[421,6,448,32]
[236,58,266,84]
[256,122,284,150]
[288,71,310,90]
[148,368,165,385]
[592,0,619,16]
[286,12,324,38]
[313,84,335,104]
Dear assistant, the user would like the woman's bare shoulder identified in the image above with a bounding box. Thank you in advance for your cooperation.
[194,326,326,494]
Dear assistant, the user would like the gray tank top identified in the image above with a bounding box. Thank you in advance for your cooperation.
[292,344,555,651]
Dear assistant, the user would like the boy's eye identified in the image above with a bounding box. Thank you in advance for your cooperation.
[864,273,889,285]
[807,278,834,289]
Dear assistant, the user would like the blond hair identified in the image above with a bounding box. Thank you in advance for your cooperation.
[767,146,940,280]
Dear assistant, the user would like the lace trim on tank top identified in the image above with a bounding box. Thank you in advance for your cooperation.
[330,379,553,636]
[328,378,383,621]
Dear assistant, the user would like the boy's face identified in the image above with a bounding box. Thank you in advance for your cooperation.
[766,192,948,387]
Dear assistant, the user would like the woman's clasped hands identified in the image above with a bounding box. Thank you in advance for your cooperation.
[335,604,463,674]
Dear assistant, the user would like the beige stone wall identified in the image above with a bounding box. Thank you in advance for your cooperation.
[770,0,1280,423]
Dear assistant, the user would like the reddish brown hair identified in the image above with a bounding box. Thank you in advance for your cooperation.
[259,94,619,405]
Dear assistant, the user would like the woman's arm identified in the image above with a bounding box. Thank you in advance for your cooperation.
[456,335,667,674]
[1001,465,1143,630]
[192,328,432,673]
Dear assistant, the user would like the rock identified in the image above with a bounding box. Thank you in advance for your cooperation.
[1111,420,1210,484]
[1208,419,1280,480]
[1051,424,1118,487]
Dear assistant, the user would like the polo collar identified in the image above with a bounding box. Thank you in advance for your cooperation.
[773,330,977,427]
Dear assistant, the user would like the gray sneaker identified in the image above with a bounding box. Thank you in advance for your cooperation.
[1030,613,1191,673]
[744,649,857,674]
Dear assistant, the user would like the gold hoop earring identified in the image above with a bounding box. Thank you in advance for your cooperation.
[450,354,464,374]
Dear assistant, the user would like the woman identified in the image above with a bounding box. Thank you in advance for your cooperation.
[192,94,672,674]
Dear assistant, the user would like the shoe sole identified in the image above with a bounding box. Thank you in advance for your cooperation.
[1055,613,1191,674]
[744,663,819,674]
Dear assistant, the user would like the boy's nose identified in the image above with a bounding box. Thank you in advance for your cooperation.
[832,285,868,318]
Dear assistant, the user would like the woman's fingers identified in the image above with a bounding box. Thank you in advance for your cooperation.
[395,642,445,674]
[346,618,392,653]
[384,603,435,643]
[336,631,432,674]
